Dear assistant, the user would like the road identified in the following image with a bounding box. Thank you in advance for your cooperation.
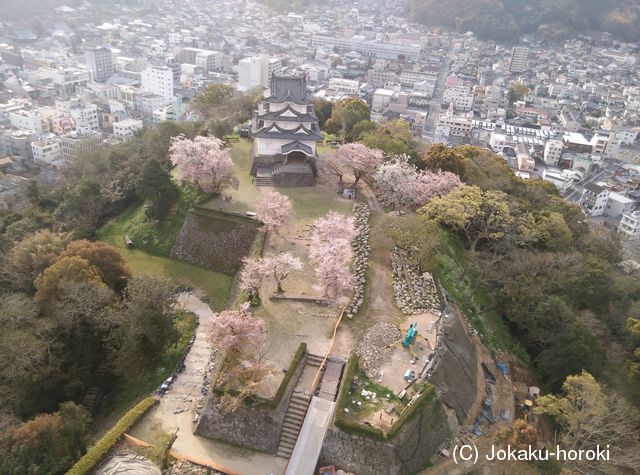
[422,55,451,139]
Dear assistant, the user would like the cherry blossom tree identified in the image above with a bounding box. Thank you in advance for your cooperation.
[337,143,384,187]
[239,256,265,297]
[318,153,349,191]
[374,154,461,209]
[208,302,265,356]
[169,135,238,194]
[208,303,272,413]
[260,252,302,293]
[239,253,302,296]
[310,211,356,245]
[255,191,293,233]
[308,212,356,301]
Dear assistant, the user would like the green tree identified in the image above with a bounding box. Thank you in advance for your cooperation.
[536,322,604,391]
[136,159,179,220]
[421,144,467,176]
[349,119,377,140]
[323,97,370,140]
[0,229,68,293]
[55,180,106,239]
[508,82,529,103]
[421,185,512,254]
[59,240,131,290]
[359,119,420,160]
[34,256,106,306]
[313,98,334,129]
[0,402,91,475]
[565,257,614,315]
[104,276,179,377]
[536,372,640,473]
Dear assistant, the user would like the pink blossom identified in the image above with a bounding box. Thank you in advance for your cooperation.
[208,302,265,354]
[336,143,384,186]
[255,191,293,232]
[169,135,237,194]
[374,154,461,209]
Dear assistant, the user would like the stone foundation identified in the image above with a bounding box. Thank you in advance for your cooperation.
[194,350,307,454]
[319,392,453,474]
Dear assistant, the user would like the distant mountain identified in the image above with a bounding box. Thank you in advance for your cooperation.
[407,0,640,43]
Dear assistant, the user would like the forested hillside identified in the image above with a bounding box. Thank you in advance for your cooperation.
[407,0,640,42]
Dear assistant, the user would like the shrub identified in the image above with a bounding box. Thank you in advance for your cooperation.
[67,396,158,475]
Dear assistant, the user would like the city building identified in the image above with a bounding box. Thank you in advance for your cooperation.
[544,139,563,165]
[580,183,610,217]
[238,54,281,91]
[60,132,103,166]
[113,118,144,141]
[510,46,529,74]
[328,78,360,95]
[311,35,420,61]
[141,64,174,99]
[85,47,114,82]
[251,75,321,186]
[31,138,62,166]
[9,110,44,134]
[619,211,640,240]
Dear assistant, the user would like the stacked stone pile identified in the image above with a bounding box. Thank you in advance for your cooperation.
[391,248,441,314]
[346,203,371,318]
[355,322,403,379]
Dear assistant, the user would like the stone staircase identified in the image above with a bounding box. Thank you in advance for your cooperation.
[276,353,326,459]
[276,390,311,458]
[256,167,276,186]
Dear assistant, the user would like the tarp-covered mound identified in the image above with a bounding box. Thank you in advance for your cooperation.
[427,307,478,425]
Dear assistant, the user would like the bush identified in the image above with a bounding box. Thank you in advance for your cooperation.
[67,396,158,475]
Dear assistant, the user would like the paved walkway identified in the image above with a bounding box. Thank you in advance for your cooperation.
[131,293,286,475]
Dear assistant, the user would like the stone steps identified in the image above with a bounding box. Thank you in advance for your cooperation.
[276,392,311,459]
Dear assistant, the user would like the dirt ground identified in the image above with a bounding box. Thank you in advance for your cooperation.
[130,293,288,475]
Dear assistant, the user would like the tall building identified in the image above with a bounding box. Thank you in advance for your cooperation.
[238,54,281,91]
[60,132,103,166]
[543,139,563,165]
[141,65,174,99]
[510,46,529,74]
[250,75,321,186]
[85,47,114,82]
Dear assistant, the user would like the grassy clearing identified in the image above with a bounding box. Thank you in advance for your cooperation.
[93,312,196,438]
[98,187,200,258]
[98,201,233,310]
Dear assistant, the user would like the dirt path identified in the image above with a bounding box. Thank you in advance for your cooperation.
[131,293,287,475]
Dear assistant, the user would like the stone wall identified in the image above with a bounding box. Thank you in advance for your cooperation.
[319,394,453,475]
[170,209,259,274]
[194,351,307,454]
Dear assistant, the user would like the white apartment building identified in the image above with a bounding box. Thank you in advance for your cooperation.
[619,211,640,240]
[60,132,103,166]
[437,114,473,138]
[85,47,114,82]
[141,65,174,99]
[544,139,563,165]
[542,168,574,193]
[32,138,62,165]
[237,54,281,91]
[329,78,360,95]
[510,46,529,73]
[9,110,44,134]
[605,192,635,219]
[113,118,143,141]
[444,85,474,111]
[311,35,420,62]
[580,183,610,217]
[69,103,99,134]
[399,69,437,86]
